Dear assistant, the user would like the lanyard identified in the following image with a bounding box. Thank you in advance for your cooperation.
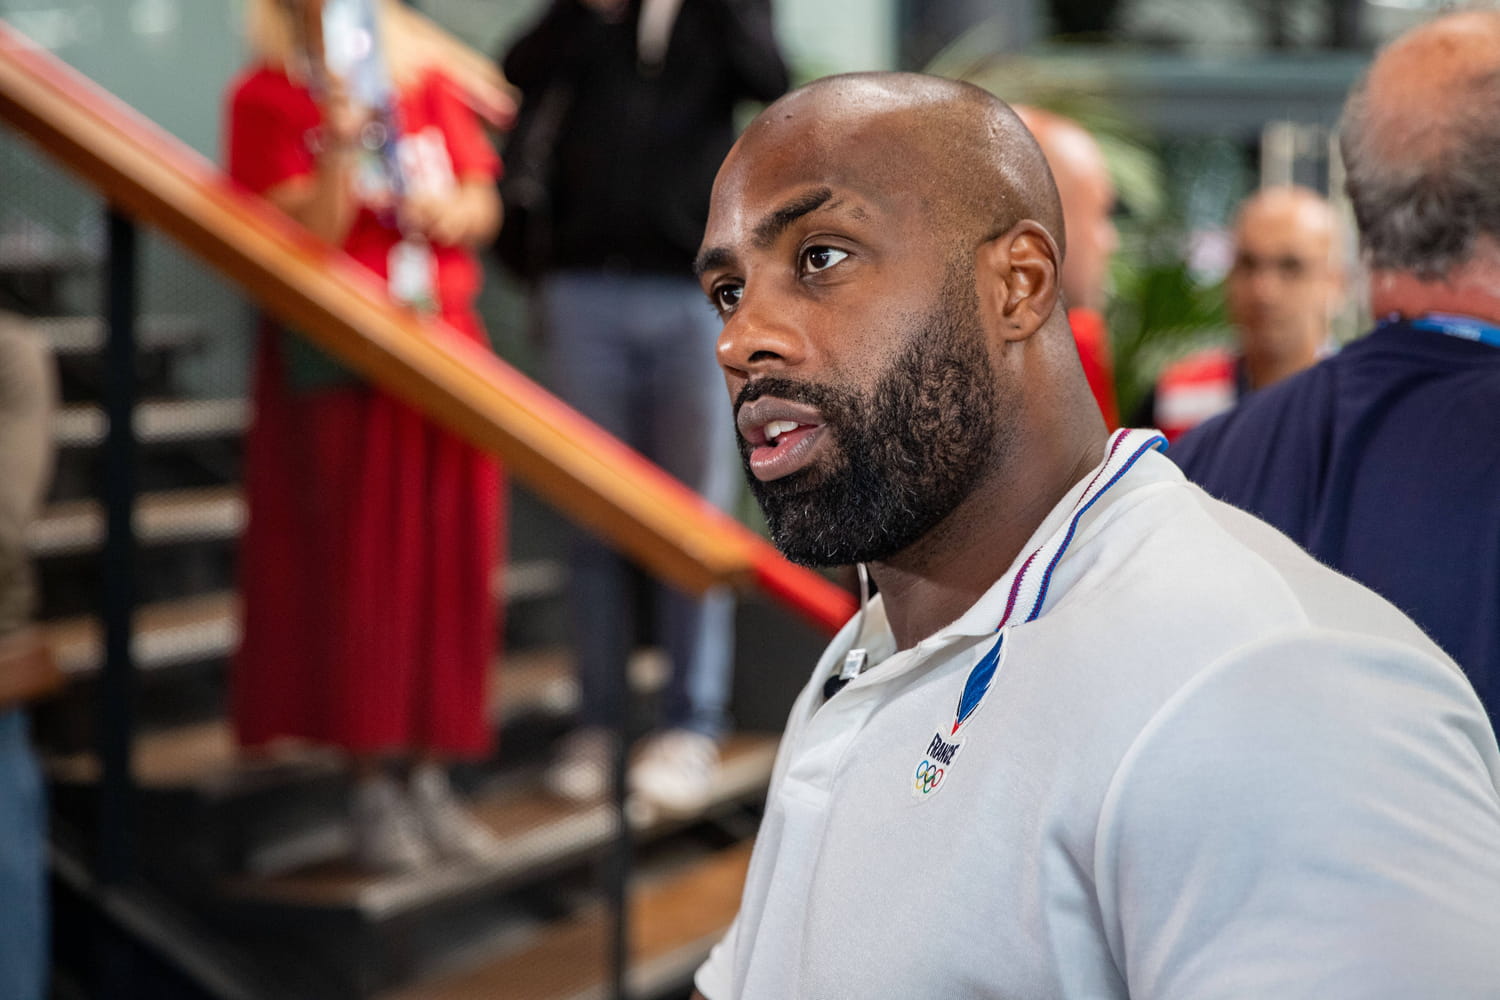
[1382,312,1500,349]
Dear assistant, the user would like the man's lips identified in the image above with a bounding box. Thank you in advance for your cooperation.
[735,396,831,482]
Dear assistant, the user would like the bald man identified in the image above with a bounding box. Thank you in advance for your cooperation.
[692,71,1500,999]
[1145,186,1345,441]
[1175,11,1500,729]
[1015,106,1122,425]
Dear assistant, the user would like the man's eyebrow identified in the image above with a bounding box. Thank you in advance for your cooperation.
[694,245,734,278]
[752,187,835,249]
[694,187,838,277]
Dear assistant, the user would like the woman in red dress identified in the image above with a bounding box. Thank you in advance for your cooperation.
[224,0,504,870]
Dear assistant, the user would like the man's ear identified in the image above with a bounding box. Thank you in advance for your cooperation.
[977,221,1062,343]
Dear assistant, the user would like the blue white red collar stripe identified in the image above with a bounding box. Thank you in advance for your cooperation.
[999,429,1167,629]
[951,429,1167,734]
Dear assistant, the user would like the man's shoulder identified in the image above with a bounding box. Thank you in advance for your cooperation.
[1056,464,1444,664]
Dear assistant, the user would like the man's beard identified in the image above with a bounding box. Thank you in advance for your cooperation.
[737,271,1008,567]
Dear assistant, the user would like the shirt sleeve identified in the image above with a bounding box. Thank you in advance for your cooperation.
[427,70,500,182]
[1095,630,1500,999]
[225,71,316,195]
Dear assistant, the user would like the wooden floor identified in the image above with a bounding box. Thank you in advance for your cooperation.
[382,841,753,1000]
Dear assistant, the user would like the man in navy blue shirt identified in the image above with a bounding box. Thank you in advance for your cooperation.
[1173,9,1500,728]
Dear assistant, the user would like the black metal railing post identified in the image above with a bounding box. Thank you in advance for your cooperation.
[608,654,632,1000]
[97,207,139,888]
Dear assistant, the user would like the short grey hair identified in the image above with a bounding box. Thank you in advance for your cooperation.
[1339,67,1500,280]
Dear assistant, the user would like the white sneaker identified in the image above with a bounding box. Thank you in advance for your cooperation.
[409,764,503,862]
[629,730,720,817]
[543,727,614,803]
[350,774,433,872]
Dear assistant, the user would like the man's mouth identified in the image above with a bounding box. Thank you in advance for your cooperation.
[736,398,832,482]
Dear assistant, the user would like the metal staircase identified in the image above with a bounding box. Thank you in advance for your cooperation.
[2,183,820,1000]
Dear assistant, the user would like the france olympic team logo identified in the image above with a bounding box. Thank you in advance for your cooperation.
[914,759,945,794]
[910,632,1005,801]
[906,431,1166,803]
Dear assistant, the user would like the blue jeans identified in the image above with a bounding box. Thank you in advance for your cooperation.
[0,709,46,1000]
[540,271,738,739]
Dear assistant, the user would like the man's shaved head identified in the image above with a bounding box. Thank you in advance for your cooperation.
[1226,186,1345,387]
[1340,9,1500,278]
[724,73,1065,268]
[1235,185,1337,238]
[701,72,1104,578]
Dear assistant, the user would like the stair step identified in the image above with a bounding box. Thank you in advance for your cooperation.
[29,313,205,356]
[0,230,98,278]
[381,841,753,1000]
[43,590,236,676]
[220,734,774,920]
[43,645,669,790]
[53,398,248,449]
[30,485,242,558]
[38,558,566,678]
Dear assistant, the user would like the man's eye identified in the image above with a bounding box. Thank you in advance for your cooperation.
[713,284,743,312]
[802,246,849,274]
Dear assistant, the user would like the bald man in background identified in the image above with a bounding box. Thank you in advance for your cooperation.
[1016,106,1121,426]
[1144,186,1345,441]
[1175,10,1500,729]
[690,69,1500,999]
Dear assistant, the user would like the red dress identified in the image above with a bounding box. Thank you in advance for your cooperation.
[225,65,503,757]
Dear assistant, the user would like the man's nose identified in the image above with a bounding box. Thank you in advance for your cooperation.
[1251,266,1282,298]
[716,292,809,380]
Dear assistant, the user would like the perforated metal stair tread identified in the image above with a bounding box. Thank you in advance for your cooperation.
[30,485,243,557]
[219,734,776,920]
[0,235,98,275]
[42,590,237,675]
[43,644,669,789]
[37,559,568,678]
[28,313,205,355]
[54,398,249,448]
[379,841,753,1000]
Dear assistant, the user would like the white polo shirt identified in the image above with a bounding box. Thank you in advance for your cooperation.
[697,430,1500,1000]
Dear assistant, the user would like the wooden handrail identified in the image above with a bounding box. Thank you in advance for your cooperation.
[0,23,856,633]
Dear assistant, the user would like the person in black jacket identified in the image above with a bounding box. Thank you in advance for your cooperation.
[502,0,788,814]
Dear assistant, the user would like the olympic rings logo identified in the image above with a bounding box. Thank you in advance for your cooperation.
[914,759,944,794]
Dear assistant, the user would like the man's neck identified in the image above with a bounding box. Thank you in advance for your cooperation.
[1370,259,1500,325]
[869,430,1108,651]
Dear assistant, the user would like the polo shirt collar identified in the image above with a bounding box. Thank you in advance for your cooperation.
[847,429,1172,660]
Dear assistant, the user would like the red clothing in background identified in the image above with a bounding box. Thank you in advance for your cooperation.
[1068,307,1119,428]
[1151,348,1241,444]
[226,64,503,756]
